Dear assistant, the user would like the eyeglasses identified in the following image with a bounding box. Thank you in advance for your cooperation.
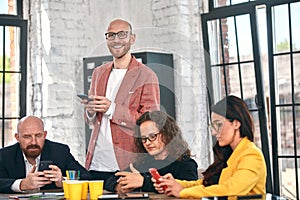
[208,119,234,134]
[105,31,131,40]
[140,132,161,143]
[208,121,223,133]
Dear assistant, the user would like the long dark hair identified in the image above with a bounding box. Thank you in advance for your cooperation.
[202,95,254,186]
[134,110,191,162]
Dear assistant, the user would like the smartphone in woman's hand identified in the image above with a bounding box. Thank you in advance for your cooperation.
[149,168,167,190]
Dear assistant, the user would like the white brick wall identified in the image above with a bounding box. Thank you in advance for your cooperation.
[24,0,212,169]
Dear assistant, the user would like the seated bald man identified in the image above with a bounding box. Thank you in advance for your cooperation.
[0,116,92,193]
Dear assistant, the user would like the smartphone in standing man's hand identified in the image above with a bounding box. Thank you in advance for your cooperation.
[77,94,92,101]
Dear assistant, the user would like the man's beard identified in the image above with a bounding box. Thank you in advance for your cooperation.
[23,144,42,159]
[108,43,131,59]
[110,48,128,59]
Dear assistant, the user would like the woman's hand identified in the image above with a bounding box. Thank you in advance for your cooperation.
[114,164,143,193]
[152,173,183,197]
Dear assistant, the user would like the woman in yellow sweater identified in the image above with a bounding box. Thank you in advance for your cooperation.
[152,95,267,198]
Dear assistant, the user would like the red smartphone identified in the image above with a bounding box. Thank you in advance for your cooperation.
[149,168,167,190]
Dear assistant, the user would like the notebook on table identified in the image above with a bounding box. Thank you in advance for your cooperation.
[8,192,64,199]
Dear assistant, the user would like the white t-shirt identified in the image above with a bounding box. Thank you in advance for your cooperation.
[90,68,127,172]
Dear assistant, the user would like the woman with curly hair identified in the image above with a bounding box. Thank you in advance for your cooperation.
[153,95,267,198]
[105,110,198,193]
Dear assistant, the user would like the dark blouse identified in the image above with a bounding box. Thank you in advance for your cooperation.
[105,154,198,192]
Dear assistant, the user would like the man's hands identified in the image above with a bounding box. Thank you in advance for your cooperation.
[43,165,63,187]
[20,164,63,191]
[82,95,111,115]
[114,164,143,193]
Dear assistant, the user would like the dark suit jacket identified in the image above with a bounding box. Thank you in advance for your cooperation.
[0,139,92,193]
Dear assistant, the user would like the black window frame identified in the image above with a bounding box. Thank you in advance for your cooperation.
[203,0,300,198]
[0,0,27,147]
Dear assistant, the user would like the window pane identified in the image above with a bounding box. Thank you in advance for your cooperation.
[0,118,18,146]
[211,66,226,99]
[291,2,300,51]
[0,1,9,14]
[293,53,300,104]
[209,15,254,65]
[225,64,241,96]
[230,0,250,5]
[251,110,261,148]
[208,19,223,65]
[0,26,9,71]
[9,26,21,72]
[296,106,300,155]
[227,17,238,64]
[272,4,290,54]
[298,159,300,198]
[0,26,21,72]
[277,106,294,156]
[241,63,257,102]
[214,0,254,7]
[4,72,20,117]
[274,55,292,104]
[0,84,2,119]
[280,158,297,199]
[236,14,254,61]
[0,0,17,15]
[214,0,227,7]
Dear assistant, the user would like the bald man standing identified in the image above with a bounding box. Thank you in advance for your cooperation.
[81,19,160,182]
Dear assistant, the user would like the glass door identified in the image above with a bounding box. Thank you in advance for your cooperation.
[201,2,273,194]
[267,1,300,198]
